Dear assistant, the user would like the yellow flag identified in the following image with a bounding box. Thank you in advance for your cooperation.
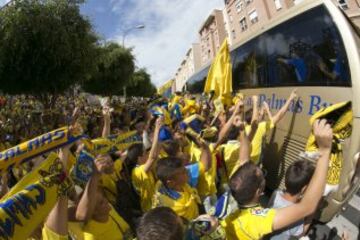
[158,79,174,96]
[204,39,232,102]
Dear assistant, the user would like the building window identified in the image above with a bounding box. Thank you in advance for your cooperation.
[231,30,236,39]
[338,0,349,9]
[249,10,258,24]
[274,0,282,10]
[229,14,233,23]
[240,17,248,31]
[245,0,253,5]
[235,0,243,13]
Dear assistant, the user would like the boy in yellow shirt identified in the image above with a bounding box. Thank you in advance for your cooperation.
[132,117,163,212]
[221,119,333,239]
[218,97,256,179]
[153,139,212,221]
[75,154,132,240]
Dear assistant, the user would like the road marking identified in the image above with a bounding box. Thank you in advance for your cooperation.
[348,194,360,211]
[327,214,359,239]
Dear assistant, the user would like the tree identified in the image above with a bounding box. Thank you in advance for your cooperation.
[82,42,135,96]
[127,68,156,98]
[0,0,99,106]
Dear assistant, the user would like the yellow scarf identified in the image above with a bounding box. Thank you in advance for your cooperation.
[83,130,142,155]
[0,153,73,239]
[0,127,83,172]
[305,101,352,185]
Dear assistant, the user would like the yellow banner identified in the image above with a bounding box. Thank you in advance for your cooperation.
[84,130,142,155]
[0,153,71,239]
[0,127,83,172]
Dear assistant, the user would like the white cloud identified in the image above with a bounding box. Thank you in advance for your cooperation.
[110,0,224,87]
[0,0,10,7]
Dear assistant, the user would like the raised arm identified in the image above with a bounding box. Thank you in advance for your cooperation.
[143,117,163,172]
[44,147,70,236]
[75,155,113,222]
[251,95,259,125]
[198,139,212,172]
[102,106,111,138]
[215,100,244,149]
[142,112,153,150]
[233,117,251,166]
[268,89,297,125]
[273,119,332,231]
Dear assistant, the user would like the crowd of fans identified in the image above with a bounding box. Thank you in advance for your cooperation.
[0,90,350,240]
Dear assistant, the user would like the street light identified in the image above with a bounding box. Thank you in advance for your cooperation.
[122,24,145,47]
[121,24,145,100]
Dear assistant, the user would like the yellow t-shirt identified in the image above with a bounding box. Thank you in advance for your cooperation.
[153,182,201,221]
[131,164,156,212]
[153,162,205,221]
[221,206,276,240]
[68,222,85,240]
[101,160,123,205]
[245,121,274,164]
[189,143,217,197]
[220,141,241,178]
[83,208,132,240]
[42,225,68,240]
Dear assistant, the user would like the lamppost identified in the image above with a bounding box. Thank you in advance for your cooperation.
[122,24,145,100]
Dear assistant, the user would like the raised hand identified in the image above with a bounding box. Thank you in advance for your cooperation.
[233,115,245,131]
[234,98,244,115]
[290,89,298,100]
[262,101,270,112]
[102,106,111,121]
[313,119,333,151]
[155,116,164,131]
[94,154,114,174]
[71,106,80,125]
[252,95,259,106]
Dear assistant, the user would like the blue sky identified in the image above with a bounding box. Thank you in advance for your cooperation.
[1,0,224,87]
[82,0,224,87]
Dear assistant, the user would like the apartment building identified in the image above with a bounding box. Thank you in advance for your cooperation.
[335,0,360,26]
[198,9,227,66]
[224,0,294,45]
[224,0,360,46]
[174,43,201,91]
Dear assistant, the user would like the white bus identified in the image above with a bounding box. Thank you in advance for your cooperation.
[186,0,360,222]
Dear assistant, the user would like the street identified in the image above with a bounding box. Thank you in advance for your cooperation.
[311,190,360,239]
